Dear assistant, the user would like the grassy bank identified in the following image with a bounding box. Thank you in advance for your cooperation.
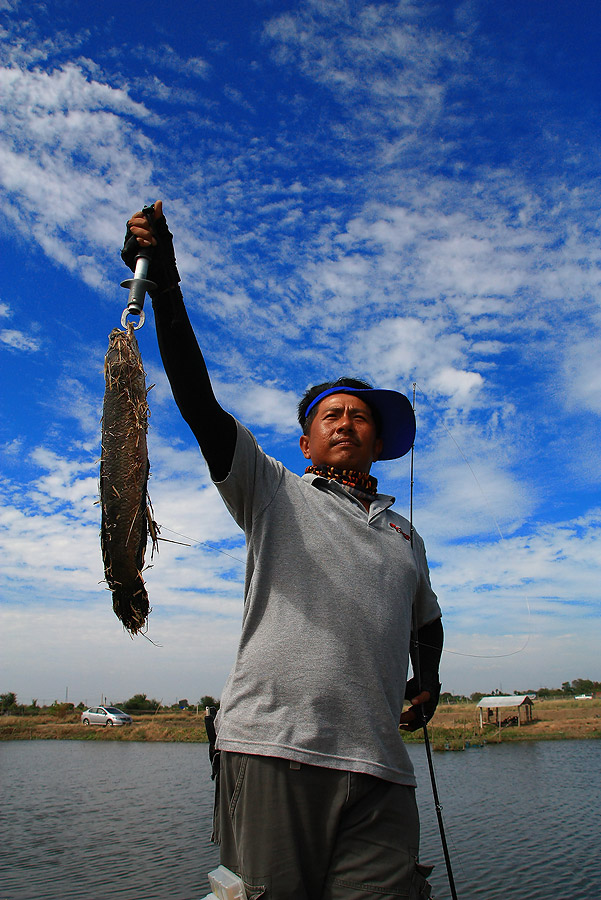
[403,697,601,750]
[0,709,211,743]
[2,699,600,748]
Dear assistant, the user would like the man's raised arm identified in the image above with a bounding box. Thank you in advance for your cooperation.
[122,201,237,481]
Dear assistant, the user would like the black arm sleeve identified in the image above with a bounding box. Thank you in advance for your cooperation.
[151,286,237,482]
[405,616,443,726]
[409,616,443,694]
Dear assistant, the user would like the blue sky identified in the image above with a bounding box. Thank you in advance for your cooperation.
[1,0,600,706]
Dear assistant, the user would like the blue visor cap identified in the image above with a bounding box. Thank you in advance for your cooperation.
[304,387,416,460]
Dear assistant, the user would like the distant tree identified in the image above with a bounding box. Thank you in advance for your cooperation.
[122,693,161,712]
[0,692,18,711]
[200,695,220,710]
[537,686,563,699]
[571,678,594,695]
[470,692,484,703]
[440,692,468,704]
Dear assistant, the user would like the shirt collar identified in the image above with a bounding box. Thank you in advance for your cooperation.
[301,471,395,511]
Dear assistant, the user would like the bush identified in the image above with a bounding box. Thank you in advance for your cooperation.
[49,702,75,720]
[199,695,220,710]
[122,693,161,712]
[1,692,18,713]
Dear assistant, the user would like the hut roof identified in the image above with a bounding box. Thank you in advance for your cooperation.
[477,695,533,709]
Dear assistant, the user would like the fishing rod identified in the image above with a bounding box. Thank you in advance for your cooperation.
[120,205,157,328]
[410,382,459,900]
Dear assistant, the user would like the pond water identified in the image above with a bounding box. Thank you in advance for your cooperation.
[1,739,600,899]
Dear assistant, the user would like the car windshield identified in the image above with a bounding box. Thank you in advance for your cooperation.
[105,707,125,714]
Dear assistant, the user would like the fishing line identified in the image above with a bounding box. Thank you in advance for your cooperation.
[412,381,532,662]
[157,525,247,565]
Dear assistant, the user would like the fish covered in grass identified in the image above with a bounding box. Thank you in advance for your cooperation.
[100,324,157,633]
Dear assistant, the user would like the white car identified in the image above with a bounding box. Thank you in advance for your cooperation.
[81,706,133,727]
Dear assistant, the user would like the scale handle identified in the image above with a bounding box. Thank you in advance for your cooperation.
[120,206,157,327]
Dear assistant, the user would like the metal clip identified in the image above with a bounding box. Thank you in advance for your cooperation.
[120,308,146,329]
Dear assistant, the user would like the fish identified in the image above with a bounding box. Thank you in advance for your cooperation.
[100,324,157,633]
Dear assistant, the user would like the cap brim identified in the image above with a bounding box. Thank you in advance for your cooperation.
[358,389,415,460]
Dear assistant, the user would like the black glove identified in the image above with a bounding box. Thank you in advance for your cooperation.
[404,676,441,730]
[121,206,181,297]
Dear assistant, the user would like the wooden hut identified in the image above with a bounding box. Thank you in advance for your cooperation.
[477,695,534,729]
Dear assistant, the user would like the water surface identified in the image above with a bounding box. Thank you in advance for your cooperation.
[1,739,600,899]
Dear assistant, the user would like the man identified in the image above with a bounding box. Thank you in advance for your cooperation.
[124,202,443,900]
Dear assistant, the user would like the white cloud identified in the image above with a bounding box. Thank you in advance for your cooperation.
[349,316,480,399]
[140,43,211,81]
[263,1,462,139]
[0,59,157,285]
[0,437,244,610]
[47,376,102,437]
[1,437,23,456]
[430,366,483,403]
[216,381,300,435]
[562,338,601,414]
[0,328,41,351]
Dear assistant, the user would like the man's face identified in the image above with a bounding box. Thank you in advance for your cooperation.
[299,392,383,473]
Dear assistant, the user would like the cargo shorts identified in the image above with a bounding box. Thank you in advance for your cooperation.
[212,752,433,900]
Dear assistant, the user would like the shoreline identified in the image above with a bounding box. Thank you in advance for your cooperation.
[2,698,600,749]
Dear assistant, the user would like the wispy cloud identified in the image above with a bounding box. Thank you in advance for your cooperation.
[0,54,158,284]
[0,329,41,351]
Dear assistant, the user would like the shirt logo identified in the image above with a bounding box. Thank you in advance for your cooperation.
[390,522,411,541]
